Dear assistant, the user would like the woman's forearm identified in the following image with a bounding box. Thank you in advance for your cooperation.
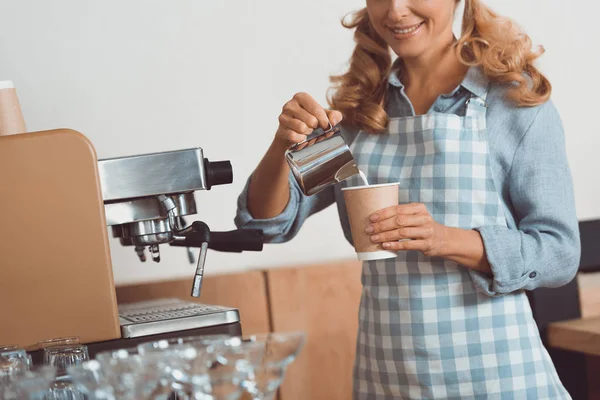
[247,139,292,219]
[441,227,492,275]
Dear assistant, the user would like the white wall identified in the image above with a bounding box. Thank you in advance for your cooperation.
[1,0,598,285]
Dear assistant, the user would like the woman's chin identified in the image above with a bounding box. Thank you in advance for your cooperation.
[389,45,425,61]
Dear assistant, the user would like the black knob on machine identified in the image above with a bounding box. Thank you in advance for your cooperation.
[204,158,233,190]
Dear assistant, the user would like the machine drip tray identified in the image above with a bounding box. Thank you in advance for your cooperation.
[118,298,240,338]
[27,298,241,365]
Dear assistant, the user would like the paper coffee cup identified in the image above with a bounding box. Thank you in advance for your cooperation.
[0,80,26,136]
[342,182,399,261]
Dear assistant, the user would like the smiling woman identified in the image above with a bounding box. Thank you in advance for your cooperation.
[235,0,580,398]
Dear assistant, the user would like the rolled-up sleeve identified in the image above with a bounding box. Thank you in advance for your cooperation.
[234,172,335,243]
[469,100,581,296]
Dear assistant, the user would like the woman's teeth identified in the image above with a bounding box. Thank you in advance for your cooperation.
[392,22,423,34]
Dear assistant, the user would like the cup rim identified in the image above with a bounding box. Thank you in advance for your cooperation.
[0,80,14,89]
[341,182,399,191]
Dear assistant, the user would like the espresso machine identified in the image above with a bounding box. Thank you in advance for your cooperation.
[0,127,263,358]
[101,146,263,298]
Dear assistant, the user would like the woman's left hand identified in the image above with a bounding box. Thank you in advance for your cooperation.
[366,203,448,257]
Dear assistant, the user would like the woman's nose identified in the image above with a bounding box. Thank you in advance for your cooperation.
[387,0,410,21]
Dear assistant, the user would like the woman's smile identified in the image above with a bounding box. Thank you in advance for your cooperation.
[387,21,426,40]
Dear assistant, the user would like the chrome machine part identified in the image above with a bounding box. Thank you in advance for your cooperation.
[118,298,240,338]
[99,147,242,293]
[191,242,209,298]
[148,244,161,262]
[98,147,233,202]
[115,217,172,262]
[119,218,173,245]
[104,193,197,226]
[158,194,184,233]
[134,246,147,262]
[109,194,198,262]
[98,148,208,202]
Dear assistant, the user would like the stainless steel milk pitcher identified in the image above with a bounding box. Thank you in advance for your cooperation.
[285,122,359,196]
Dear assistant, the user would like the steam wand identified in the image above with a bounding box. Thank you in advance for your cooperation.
[192,242,208,297]
[171,221,264,298]
[173,221,211,297]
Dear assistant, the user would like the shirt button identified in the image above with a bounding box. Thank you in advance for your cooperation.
[529,271,537,279]
[435,106,443,112]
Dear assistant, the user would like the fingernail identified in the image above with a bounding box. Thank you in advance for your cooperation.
[371,235,380,241]
[382,243,390,249]
[365,225,374,234]
[370,214,380,222]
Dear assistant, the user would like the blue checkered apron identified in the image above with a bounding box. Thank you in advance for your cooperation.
[346,93,570,399]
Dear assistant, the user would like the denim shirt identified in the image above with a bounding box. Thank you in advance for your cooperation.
[235,67,581,297]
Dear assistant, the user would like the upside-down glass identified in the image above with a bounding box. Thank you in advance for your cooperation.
[45,344,89,399]
[241,331,306,400]
[198,338,267,400]
[0,355,27,386]
[38,337,81,348]
[67,360,116,400]
[93,347,170,399]
[0,365,56,400]
[0,348,32,385]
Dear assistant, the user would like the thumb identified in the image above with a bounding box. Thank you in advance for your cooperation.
[326,110,343,126]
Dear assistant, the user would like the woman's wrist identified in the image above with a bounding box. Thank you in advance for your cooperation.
[440,226,492,274]
[271,137,290,155]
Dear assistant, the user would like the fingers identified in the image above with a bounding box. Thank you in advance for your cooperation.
[277,93,343,146]
[278,113,313,136]
[292,92,330,129]
[277,128,309,145]
[369,203,427,222]
[381,239,426,252]
[281,102,319,131]
[326,109,343,126]
[365,213,433,235]
[380,238,441,257]
[370,226,433,243]
[364,203,436,252]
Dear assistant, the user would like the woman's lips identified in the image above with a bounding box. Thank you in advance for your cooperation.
[388,21,425,39]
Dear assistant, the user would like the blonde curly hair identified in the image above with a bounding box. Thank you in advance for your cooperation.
[328,0,551,133]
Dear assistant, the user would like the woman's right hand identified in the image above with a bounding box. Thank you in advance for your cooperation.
[275,92,343,149]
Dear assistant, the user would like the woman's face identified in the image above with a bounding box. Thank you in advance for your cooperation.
[366,0,457,60]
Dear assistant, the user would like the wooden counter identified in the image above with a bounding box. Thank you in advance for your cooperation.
[548,317,600,356]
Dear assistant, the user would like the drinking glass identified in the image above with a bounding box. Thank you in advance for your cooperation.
[189,337,267,400]
[0,355,27,385]
[94,347,139,364]
[241,331,306,400]
[70,357,169,400]
[38,337,81,365]
[0,348,32,384]
[45,344,89,371]
[67,360,115,400]
[93,347,168,399]
[1,365,56,400]
[45,344,89,399]
[136,334,231,355]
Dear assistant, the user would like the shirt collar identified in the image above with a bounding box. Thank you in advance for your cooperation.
[388,60,489,98]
